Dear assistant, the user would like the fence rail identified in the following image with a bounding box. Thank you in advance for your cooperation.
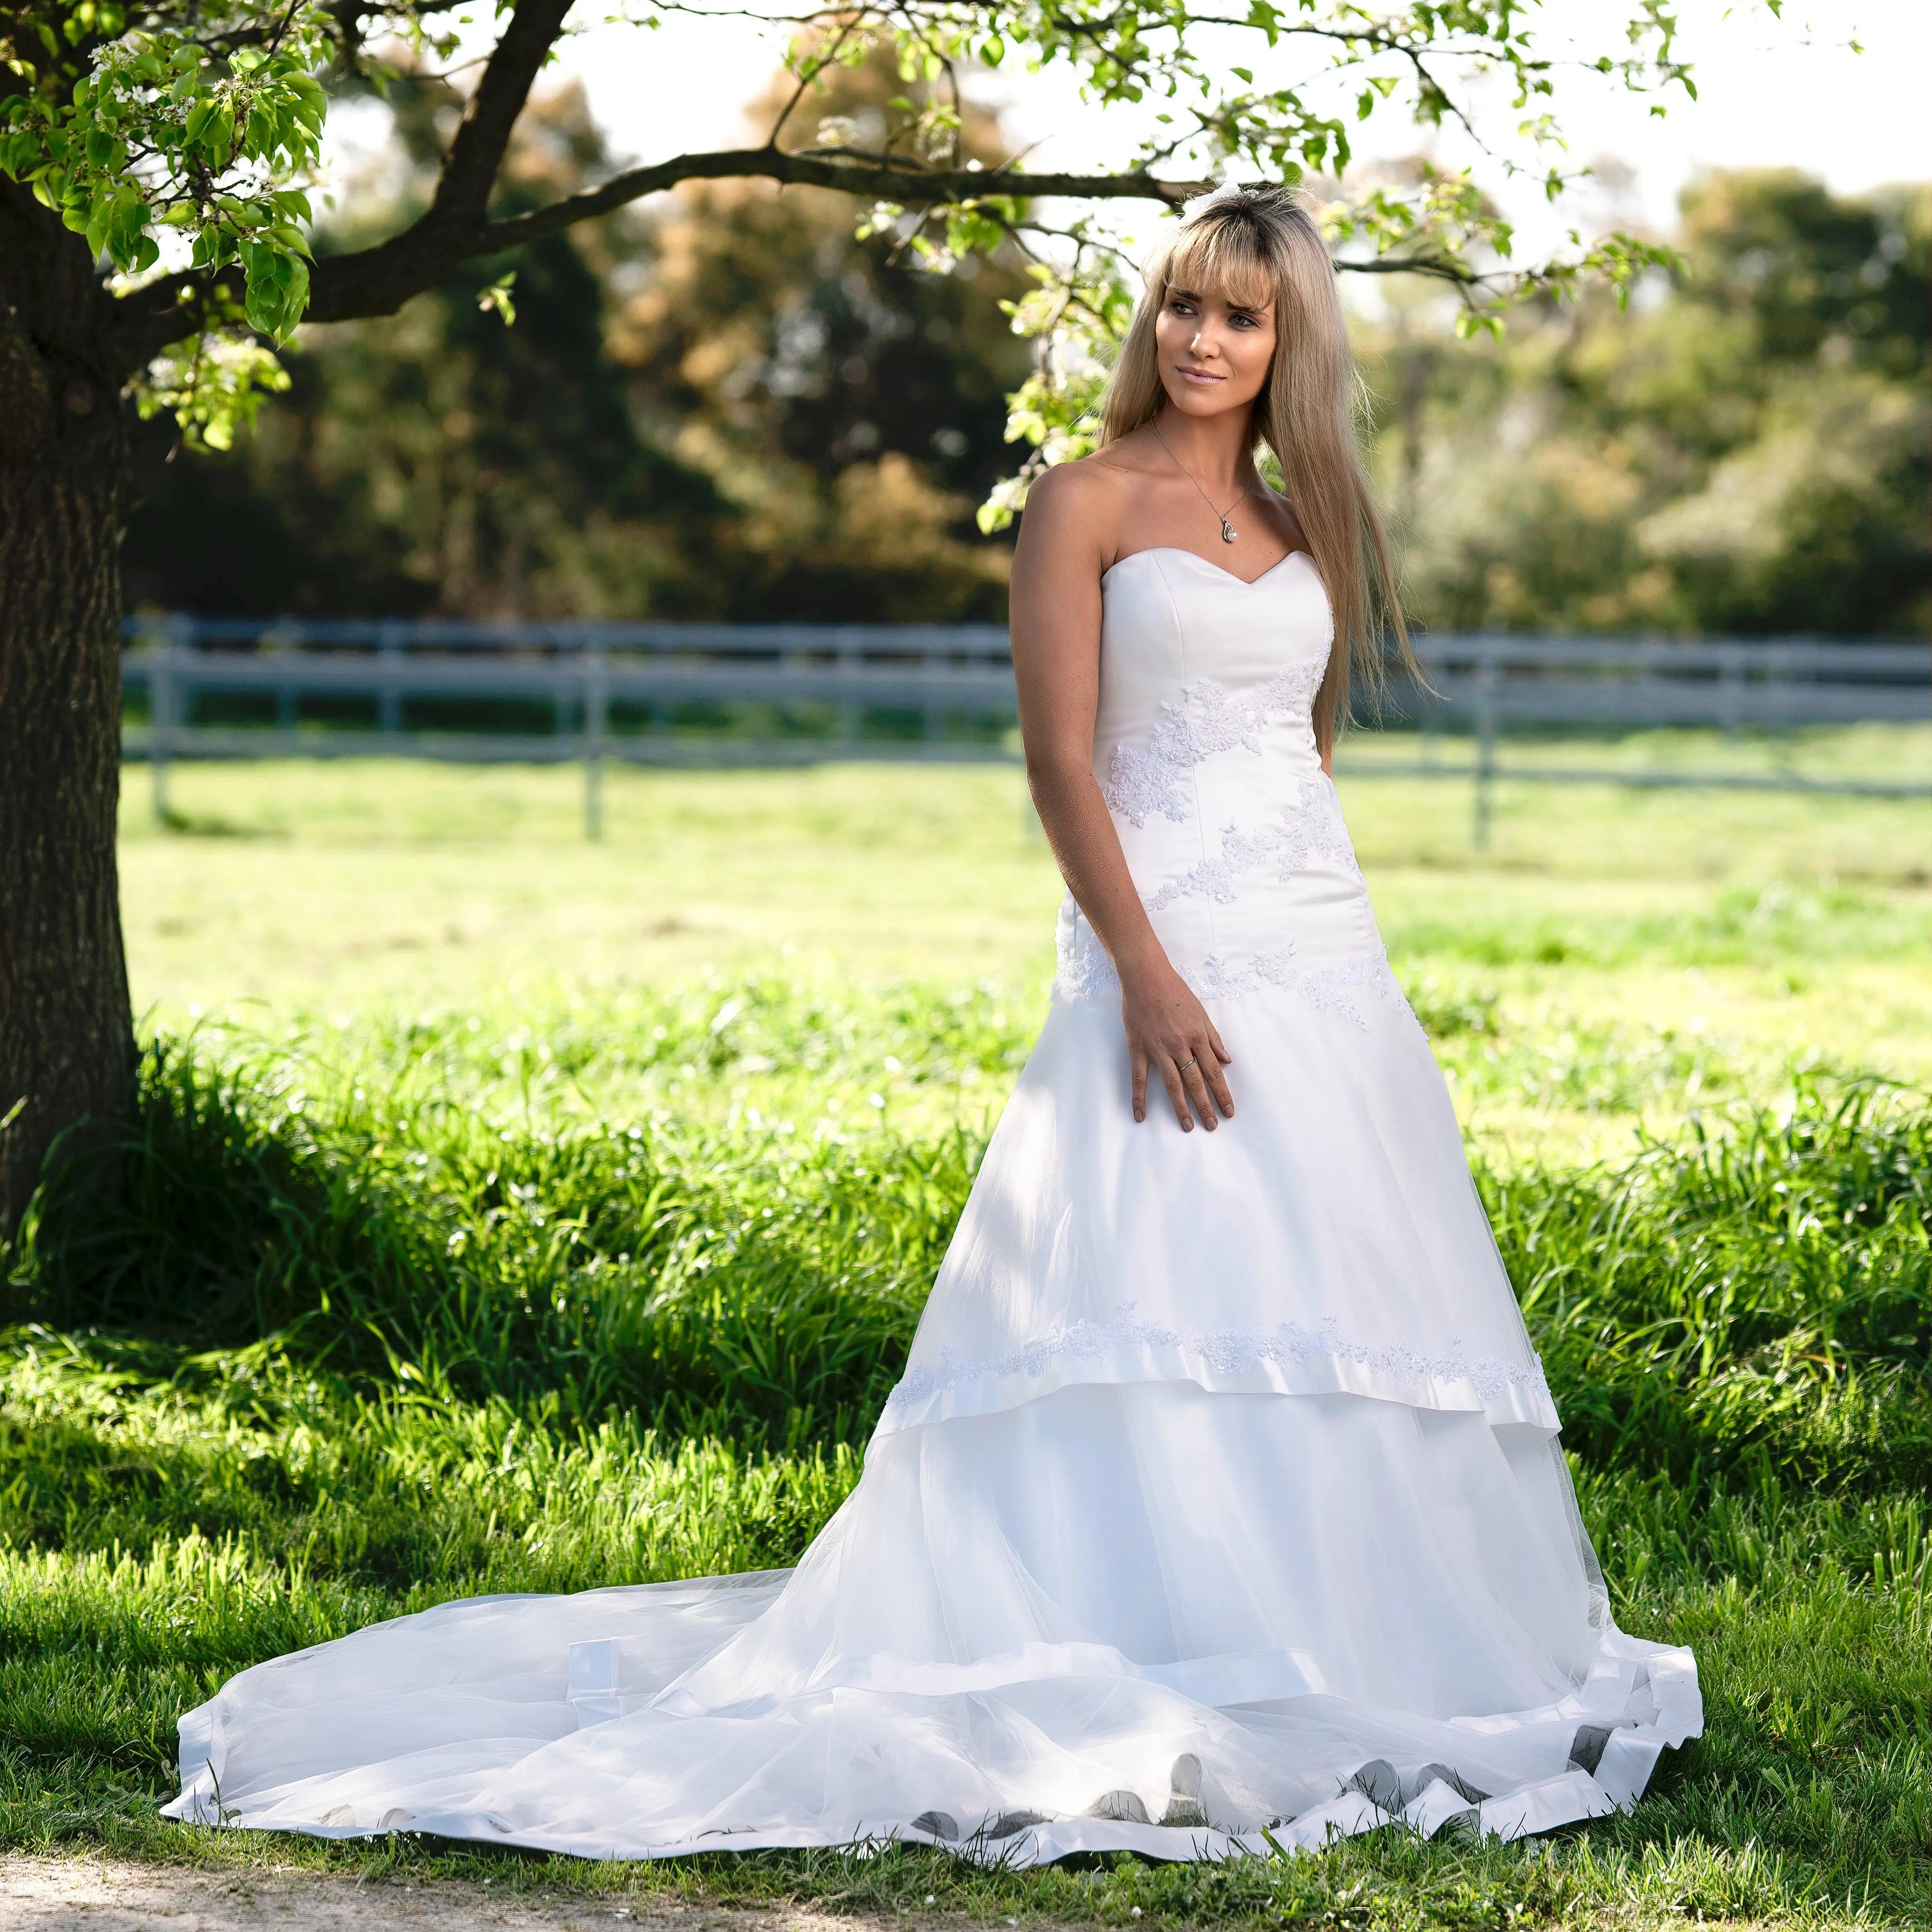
[121,615,1932,842]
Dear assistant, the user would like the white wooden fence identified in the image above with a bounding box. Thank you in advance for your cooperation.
[121,616,1932,842]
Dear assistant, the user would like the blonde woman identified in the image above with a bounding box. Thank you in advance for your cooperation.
[166,185,1699,1862]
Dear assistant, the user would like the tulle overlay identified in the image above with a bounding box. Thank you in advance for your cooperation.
[167,544,1699,1860]
[881,990,1559,1438]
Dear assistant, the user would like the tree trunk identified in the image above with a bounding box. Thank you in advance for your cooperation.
[0,229,136,1236]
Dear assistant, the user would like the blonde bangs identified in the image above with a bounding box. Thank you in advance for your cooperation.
[1158,222,1277,313]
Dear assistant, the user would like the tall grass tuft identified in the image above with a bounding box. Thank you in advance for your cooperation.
[1489,1080,1932,1490]
[8,1020,982,1447]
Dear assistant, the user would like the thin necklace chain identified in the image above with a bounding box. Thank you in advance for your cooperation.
[1151,424,1244,543]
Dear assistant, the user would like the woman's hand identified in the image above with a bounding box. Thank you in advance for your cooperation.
[1120,957,1235,1130]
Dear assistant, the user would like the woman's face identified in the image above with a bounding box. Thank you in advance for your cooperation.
[1153,279,1277,421]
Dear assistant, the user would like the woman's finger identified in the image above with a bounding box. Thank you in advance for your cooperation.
[1178,1051,1219,1130]
[1208,1019,1233,1066]
[1158,1055,1194,1131]
[1131,1046,1150,1124]
[1200,1046,1236,1119]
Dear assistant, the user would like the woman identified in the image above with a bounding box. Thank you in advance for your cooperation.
[166,185,1699,1862]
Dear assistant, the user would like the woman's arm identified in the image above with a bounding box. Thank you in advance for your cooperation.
[1009,468,1235,1133]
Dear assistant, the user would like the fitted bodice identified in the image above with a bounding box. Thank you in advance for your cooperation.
[1094,545,1331,793]
[1055,546,1392,1013]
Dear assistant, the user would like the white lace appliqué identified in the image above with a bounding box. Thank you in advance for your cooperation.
[1288,956,1409,1026]
[1192,946,1300,999]
[1052,916,1134,1001]
[1147,776,1361,911]
[1104,660,1327,828]
[1054,920,1407,1029]
[885,1309,1552,1415]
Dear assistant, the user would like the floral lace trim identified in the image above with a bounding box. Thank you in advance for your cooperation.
[885,1308,1553,1414]
[1196,952,1405,1026]
[1103,660,1328,829]
[1054,920,1407,1029]
[1051,914,1131,1002]
[1192,945,1300,999]
[1147,777,1361,911]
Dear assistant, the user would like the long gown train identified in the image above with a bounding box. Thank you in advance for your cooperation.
[165,545,1699,1861]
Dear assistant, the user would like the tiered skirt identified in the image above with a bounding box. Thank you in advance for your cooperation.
[167,980,1699,1860]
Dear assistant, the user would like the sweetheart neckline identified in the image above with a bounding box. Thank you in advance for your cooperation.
[1101,546,1315,591]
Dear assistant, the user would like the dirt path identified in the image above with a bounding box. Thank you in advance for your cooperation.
[0,1857,880,1932]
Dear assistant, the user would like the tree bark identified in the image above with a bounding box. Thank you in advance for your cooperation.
[0,198,137,1236]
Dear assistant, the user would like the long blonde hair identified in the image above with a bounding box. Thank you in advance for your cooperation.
[1099,184,1411,750]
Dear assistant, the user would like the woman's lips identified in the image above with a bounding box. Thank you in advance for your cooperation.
[1176,365,1225,385]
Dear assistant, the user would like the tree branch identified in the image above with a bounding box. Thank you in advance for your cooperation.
[108,0,576,359]
[292,150,1205,324]
[301,0,572,320]
[106,143,1207,359]
[431,0,576,228]
[469,152,1204,277]
[96,0,1581,359]
[1334,253,1477,284]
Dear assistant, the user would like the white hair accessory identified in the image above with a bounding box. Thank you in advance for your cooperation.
[1183,180,1258,219]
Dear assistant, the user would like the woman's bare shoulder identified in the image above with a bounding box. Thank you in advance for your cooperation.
[1020,448,1145,553]
[1026,449,1133,510]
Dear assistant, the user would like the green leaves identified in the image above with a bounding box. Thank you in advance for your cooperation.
[239,236,310,342]
[0,0,331,440]
[908,3,1704,527]
[975,256,1128,533]
[476,272,519,327]
[135,330,291,453]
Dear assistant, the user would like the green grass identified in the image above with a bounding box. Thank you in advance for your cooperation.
[116,733,1932,1166]
[1,742,1929,1924]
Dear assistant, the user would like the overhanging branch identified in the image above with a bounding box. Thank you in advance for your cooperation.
[109,144,1471,361]
[107,144,1207,358]
[1334,253,1478,284]
[469,150,1208,263]
[109,0,575,357]
[286,149,1210,327]
[429,0,576,233]
[80,0,1698,370]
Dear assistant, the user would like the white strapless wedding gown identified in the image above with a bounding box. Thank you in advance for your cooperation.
[166,548,1700,1861]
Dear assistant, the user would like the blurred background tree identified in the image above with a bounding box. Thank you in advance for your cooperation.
[127,96,1928,638]
[124,55,1031,623]
[1367,171,1930,638]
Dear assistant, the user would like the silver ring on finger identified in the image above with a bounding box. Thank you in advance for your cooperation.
[1176,1055,1196,1071]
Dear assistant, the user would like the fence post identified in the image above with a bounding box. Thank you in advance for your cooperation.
[378,621,404,733]
[263,624,299,733]
[780,633,802,750]
[923,641,945,750]
[838,631,863,750]
[583,639,607,840]
[1719,641,1745,739]
[150,614,190,824]
[1472,642,1500,849]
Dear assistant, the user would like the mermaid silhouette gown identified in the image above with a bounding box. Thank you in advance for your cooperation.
[165,547,1700,1861]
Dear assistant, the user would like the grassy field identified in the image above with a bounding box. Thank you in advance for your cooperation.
[3,735,1931,1928]
[119,730,1932,1165]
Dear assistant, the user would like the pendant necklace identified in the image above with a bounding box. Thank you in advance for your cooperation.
[1153,424,1243,543]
